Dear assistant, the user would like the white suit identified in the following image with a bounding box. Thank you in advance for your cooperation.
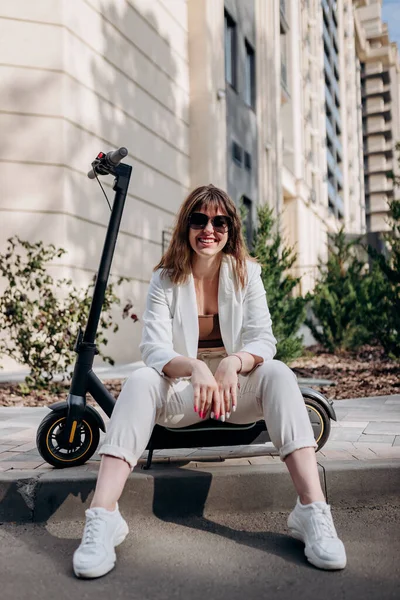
[139,255,277,376]
[99,255,317,469]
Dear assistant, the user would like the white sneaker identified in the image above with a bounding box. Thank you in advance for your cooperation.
[287,497,347,570]
[73,505,129,579]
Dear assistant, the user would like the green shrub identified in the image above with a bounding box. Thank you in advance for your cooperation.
[243,203,309,363]
[0,237,137,391]
[360,197,400,359]
[304,227,371,353]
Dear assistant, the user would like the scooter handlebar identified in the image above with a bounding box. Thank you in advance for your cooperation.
[87,147,128,179]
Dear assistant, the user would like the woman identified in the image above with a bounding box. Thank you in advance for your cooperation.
[73,185,346,578]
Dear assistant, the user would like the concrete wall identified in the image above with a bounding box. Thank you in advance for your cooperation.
[0,0,190,370]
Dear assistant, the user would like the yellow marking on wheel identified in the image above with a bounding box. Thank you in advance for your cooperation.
[46,417,94,462]
[69,420,78,443]
[306,404,324,443]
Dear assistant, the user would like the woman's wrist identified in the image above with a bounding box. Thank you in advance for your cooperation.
[224,354,242,373]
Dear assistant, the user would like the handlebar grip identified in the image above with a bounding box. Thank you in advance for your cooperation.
[107,147,128,165]
[87,147,128,179]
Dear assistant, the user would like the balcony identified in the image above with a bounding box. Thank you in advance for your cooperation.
[366,175,394,195]
[365,157,392,174]
[365,122,393,140]
[365,138,394,157]
[363,101,392,121]
[363,64,390,84]
[366,196,390,215]
[362,82,392,102]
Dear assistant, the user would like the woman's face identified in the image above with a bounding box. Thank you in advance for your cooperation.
[188,204,230,259]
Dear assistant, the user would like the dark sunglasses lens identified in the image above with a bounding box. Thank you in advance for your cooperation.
[213,216,230,231]
[189,213,208,229]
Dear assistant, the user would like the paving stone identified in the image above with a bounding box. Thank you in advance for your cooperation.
[5,461,45,470]
[348,447,380,460]
[0,451,22,462]
[327,427,366,442]
[316,450,355,461]
[335,421,369,429]
[0,445,19,453]
[364,422,400,435]
[11,441,37,452]
[248,455,279,465]
[356,434,396,444]
[323,441,358,450]
[367,446,400,459]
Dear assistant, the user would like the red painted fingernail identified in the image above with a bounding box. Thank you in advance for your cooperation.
[199,411,203,418]
[215,413,219,420]
[194,406,197,413]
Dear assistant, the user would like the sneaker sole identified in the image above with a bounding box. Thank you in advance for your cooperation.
[74,520,129,579]
[288,527,347,571]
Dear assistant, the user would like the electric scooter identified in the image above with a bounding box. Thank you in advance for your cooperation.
[36,148,337,470]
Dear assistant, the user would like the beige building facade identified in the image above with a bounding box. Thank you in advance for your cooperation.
[354,0,400,238]
[0,0,398,370]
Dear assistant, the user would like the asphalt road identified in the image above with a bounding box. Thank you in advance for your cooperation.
[1,505,399,600]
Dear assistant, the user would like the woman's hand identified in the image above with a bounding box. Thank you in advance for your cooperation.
[212,356,241,420]
[190,360,221,419]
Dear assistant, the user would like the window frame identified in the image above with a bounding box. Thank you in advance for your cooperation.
[244,39,256,110]
[224,10,237,90]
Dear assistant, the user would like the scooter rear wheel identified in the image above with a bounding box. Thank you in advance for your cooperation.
[304,397,331,451]
[36,409,100,468]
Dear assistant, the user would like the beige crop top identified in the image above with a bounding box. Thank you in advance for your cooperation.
[198,314,225,349]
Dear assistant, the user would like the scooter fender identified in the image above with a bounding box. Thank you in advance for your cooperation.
[49,401,106,432]
[299,386,337,421]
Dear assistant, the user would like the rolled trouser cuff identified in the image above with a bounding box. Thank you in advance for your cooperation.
[279,438,318,462]
[98,444,138,471]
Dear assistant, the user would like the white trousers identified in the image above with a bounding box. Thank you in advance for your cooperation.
[99,350,317,469]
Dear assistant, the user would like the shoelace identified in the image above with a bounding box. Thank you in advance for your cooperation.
[312,506,337,538]
[81,514,105,548]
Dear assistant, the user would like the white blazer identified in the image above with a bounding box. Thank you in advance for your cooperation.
[139,254,277,377]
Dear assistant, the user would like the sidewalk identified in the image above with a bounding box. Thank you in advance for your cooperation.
[1,392,399,522]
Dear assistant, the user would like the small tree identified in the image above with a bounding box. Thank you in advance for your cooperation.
[0,237,138,391]
[304,227,371,353]
[244,204,308,363]
[360,198,400,358]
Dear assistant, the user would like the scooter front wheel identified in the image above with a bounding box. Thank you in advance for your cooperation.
[36,409,100,468]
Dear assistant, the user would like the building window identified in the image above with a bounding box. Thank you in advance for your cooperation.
[244,40,256,109]
[224,11,237,89]
[232,141,243,166]
[244,151,252,171]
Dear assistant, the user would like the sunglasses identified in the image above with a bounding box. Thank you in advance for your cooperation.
[188,212,232,233]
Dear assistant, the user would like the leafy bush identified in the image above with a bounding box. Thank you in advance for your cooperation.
[244,204,309,363]
[0,237,137,391]
[304,227,371,353]
[360,197,400,358]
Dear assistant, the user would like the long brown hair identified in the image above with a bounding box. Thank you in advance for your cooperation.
[153,184,257,289]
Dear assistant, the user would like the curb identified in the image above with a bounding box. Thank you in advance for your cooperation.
[0,459,399,523]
